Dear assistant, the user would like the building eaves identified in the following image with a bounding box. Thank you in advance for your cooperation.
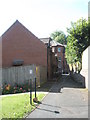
[40,38,50,44]
[50,40,64,47]
[1,20,44,45]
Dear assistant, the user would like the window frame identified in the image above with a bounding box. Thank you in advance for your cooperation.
[58,57,61,61]
[58,47,61,52]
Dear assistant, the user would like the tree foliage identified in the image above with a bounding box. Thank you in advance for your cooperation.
[50,30,67,44]
[65,18,90,71]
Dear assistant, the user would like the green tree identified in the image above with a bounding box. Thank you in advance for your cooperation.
[67,18,89,54]
[66,18,89,72]
[50,30,67,44]
[65,36,77,64]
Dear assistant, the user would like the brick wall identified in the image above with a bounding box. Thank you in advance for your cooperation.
[52,46,68,73]
[2,21,47,68]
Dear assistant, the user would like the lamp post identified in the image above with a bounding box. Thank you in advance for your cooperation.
[33,66,38,103]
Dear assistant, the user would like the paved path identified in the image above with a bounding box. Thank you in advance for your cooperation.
[27,75,88,118]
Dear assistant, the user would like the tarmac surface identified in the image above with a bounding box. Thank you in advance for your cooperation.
[27,75,88,118]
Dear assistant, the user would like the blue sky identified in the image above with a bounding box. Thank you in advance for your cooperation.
[0,0,89,38]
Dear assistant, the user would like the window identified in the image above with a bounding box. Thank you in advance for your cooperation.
[58,57,61,61]
[58,62,61,68]
[13,59,24,66]
[58,47,61,52]
[52,47,55,52]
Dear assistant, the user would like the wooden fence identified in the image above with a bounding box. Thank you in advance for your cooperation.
[1,65,47,87]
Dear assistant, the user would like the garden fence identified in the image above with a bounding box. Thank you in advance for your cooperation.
[1,65,47,87]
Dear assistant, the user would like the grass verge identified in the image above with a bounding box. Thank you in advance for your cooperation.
[1,93,45,119]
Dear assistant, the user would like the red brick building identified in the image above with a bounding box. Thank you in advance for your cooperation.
[0,20,69,85]
[1,20,47,68]
[51,40,69,74]
[40,38,69,80]
[0,20,48,86]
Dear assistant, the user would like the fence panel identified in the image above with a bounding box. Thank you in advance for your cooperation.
[2,65,36,86]
[2,65,47,87]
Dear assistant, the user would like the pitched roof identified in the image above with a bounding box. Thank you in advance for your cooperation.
[40,37,65,47]
[2,20,40,42]
[1,20,47,67]
[50,40,64,47]
[40,38,51,44]
[1,20,19,37]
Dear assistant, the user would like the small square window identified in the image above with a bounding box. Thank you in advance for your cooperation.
[58,57,61,61]
[58,48,61,52]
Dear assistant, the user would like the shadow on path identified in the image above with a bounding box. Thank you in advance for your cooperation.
[49,74,85,93]
[36,107,60,114]
[36,101,61,109]
[35,74,85,93]
[27,74,88,118]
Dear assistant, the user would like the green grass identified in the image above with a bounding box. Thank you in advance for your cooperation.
[1,93,45,119]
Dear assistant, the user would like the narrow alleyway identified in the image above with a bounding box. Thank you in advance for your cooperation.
[27,75,88,118]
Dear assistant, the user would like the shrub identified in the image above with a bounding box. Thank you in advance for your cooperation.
[2,83,31,95]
